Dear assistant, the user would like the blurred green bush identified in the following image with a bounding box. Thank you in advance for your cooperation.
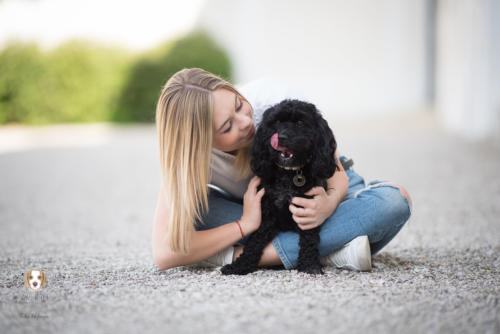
[0,43,47,124]
[0,41,130,124]
[114,31,232,122]
[0,31,232,125]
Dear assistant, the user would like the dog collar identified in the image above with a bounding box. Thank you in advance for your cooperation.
[274,156,311,171]
[274,162,304,171]
[274,157,311,187]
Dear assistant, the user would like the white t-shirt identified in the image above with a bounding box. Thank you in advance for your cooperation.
[209,77,308,199]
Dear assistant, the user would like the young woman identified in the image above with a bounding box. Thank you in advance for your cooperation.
[152,68,413,272]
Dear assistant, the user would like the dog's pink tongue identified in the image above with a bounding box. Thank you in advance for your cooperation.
[270,132,287,152]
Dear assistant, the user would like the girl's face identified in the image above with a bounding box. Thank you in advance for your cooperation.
[212,88,255,154]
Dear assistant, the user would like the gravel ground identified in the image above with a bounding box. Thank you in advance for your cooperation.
[0,112,499,334]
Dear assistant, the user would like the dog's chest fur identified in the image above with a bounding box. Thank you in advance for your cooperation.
[260,171,327,232]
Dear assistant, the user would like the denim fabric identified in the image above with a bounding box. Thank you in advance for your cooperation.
[195,156,413,270]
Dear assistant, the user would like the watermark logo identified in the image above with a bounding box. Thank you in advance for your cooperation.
[23,269,47,291]
[16,269,50,319]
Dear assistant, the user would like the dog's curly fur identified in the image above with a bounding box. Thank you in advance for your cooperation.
[221,99,339,275]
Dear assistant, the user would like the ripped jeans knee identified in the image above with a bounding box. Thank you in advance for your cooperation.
[354,181,413,217]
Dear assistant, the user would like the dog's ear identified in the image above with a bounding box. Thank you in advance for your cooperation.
[310,112,339,179]
[250,124,274,178]
[41,271,47,288]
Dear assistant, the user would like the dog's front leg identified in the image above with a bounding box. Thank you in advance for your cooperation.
[296,226,324,275]
[221,224,279,275]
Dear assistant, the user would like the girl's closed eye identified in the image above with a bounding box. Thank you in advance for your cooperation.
[223,98,243,133]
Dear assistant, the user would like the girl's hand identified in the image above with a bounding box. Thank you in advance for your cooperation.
[289,187,336,230]
[240,176,266,235]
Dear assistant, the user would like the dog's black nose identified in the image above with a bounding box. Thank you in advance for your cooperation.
[278,133,288,141]
[33,282,38,286]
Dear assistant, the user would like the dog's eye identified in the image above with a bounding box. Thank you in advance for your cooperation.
[296,121,304,127]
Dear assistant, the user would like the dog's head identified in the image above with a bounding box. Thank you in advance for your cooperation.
[23,269,47,291]
[251,99,338,180]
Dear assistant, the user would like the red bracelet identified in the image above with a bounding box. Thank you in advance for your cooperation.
[235,220,245,239]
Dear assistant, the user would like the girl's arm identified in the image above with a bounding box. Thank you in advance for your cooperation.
[152,186,247,271]
[326,151,349,208]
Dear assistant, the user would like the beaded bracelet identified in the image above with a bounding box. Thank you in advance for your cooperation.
[235,219,245,239]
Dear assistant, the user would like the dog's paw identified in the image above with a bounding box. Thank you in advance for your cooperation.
[221,263,256,275]
[297,264,325,275]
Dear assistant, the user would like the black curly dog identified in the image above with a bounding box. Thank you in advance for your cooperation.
[221,99,339,275]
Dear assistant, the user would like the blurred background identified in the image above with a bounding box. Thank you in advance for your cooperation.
[1,0,499,142]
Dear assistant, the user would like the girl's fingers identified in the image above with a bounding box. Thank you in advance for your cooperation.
[293,216,314,224]
[304,187,324,196]
[298,221,314,229]
[247,179,264,198]
[250,176,261,188]
[300,224,315,231]
[289,204,309,217]
[246,178,257,194]
[253,188,265,200]
[290,196,311,209]
[290,204,315,218]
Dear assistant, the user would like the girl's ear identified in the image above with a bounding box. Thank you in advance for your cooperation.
[310,114,339,179]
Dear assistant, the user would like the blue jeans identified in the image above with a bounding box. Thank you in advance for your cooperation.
[195,156,413,270]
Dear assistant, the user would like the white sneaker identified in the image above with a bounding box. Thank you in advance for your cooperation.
[189,246,235,268]
[320,235,372,271]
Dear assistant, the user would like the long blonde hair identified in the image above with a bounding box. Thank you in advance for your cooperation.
[156,68,252,254]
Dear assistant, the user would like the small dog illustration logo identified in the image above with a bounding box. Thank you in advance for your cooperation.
[24,269,47,291]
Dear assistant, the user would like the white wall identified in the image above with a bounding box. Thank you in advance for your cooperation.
[196,0,429,119]
[435,0,500,141]
[0,0,205,51]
